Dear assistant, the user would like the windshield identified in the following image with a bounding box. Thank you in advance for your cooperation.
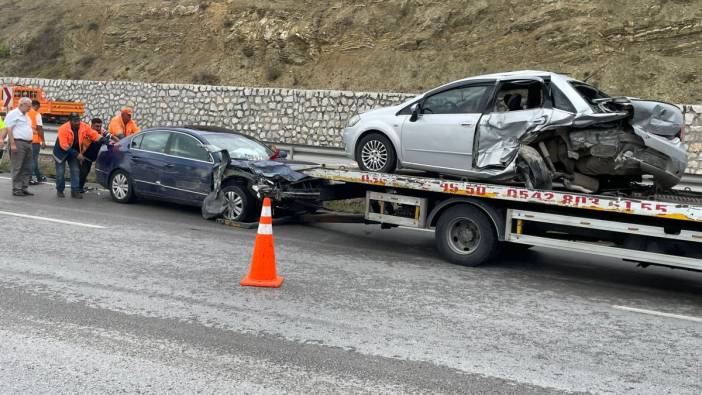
[204,133,273,160]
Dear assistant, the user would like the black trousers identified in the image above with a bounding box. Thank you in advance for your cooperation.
[79,159,93,190]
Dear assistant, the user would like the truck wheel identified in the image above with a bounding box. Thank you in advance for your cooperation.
[221,184,258,222]
[517,145,552,190]
[356,133,396,173]
[435,205,498,267]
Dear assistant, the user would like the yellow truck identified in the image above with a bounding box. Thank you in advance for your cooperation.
[1,85,85,123]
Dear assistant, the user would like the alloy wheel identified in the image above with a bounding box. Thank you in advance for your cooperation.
[361,139,388,171]
[112,173,129,200]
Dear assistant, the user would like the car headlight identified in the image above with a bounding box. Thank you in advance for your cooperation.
[347,114,361,127]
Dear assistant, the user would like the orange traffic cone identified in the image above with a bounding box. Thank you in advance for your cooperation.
[240,198,284,288]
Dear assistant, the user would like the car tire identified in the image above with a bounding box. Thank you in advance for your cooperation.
[221,184,258,223]
[109,170,135,203]
[355,133,396,173]
[517,145,552,190]
[435,205,498,267]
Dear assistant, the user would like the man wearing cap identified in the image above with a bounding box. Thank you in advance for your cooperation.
[53,113,91,198]
[108,107,140,139]
[3,97,35,196]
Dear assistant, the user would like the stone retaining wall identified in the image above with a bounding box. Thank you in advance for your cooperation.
[0,77,414,149]
[1,77,700,174]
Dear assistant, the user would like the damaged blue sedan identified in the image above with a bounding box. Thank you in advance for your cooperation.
[95,126,323,222]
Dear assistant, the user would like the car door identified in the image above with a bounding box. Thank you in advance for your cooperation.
[130,130,171,196]
[160,132,214,204]
[474,78,552,169]
[401,84,492,173]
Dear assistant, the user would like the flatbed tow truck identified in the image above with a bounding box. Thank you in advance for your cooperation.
[221,167,702,271]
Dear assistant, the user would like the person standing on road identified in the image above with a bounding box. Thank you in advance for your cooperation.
[0,115,6,162]
[108,107,140,140]
[53,113,90,199]
[77,117,117,193]
[2,97,35,196]
[28,100,46,185]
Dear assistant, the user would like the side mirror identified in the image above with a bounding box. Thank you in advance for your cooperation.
[409,103,420,122]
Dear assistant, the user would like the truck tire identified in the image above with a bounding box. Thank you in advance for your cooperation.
[355,133,396,173]
[435,204,498,267]
[517,145,552,190]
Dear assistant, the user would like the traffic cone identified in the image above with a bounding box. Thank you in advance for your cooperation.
[240,198,284,288]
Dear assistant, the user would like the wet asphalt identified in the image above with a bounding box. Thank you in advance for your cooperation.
[0,176,701,394]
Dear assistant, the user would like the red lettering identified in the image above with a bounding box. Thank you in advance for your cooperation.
[532,191,542,200]
[575,196,587,205]
[507,189,518,198]
[562,195,573,204]
[544,192,554,200]
[655,204,668,213]
[590,198,599,205]
[625,201,633,210]
[519,190,529,199]
[476,186,486,196]
[641,202,652,211]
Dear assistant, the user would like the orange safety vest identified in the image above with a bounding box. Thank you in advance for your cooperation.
[27,108,43,144]
[108,114,140,137]
[57,121,100,153]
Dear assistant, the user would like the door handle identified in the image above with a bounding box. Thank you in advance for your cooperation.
[132,156,143,162]
[460,122,473,127]
[164,163,174,168]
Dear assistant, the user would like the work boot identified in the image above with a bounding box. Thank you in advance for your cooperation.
[21,189,34,196]
[39,176,47,183]
[71,191,83,199]
[12,189,25,196]
[57,190,65,198]
[29,179,39,185]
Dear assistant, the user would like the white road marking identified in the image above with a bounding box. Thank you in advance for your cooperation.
[612,305,702,324]
[0,176,12,180]
[0,210,106,229]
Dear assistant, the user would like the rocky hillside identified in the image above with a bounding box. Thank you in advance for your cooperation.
[0,0,700,102]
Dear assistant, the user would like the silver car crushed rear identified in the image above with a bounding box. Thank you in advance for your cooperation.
[343,70,687,192]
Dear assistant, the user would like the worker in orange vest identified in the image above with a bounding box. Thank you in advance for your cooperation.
[108,107,140,139]
[77,117,117,193]
[28,100,46,185]
[53,113,99,199]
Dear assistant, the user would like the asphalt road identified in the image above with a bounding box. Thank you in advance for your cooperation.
[0,175,701,394]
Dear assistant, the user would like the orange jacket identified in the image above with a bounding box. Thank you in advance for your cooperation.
[57,121,100,153]
[108,114,140,137]
[28,109,43,144]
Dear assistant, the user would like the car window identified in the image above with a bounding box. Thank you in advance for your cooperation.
[130,134,144,149]
[139,131,170,154]
[569,81,610,112]
[551,84,576,113]
[493,80,544,113]
[422,85,489,114]
[168,133,210,161]
[204,133,272,160]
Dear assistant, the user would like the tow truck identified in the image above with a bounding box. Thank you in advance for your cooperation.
[258,167,702,271]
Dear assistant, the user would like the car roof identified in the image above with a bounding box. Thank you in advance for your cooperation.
[138,125,247,139]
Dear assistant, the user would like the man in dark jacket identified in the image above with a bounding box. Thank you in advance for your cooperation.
[53,113,91,198]
[78,118,116,193]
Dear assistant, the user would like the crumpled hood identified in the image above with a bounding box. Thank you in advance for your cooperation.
[229,159,319,182]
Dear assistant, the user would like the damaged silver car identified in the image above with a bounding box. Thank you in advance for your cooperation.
[343,70,687,192]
